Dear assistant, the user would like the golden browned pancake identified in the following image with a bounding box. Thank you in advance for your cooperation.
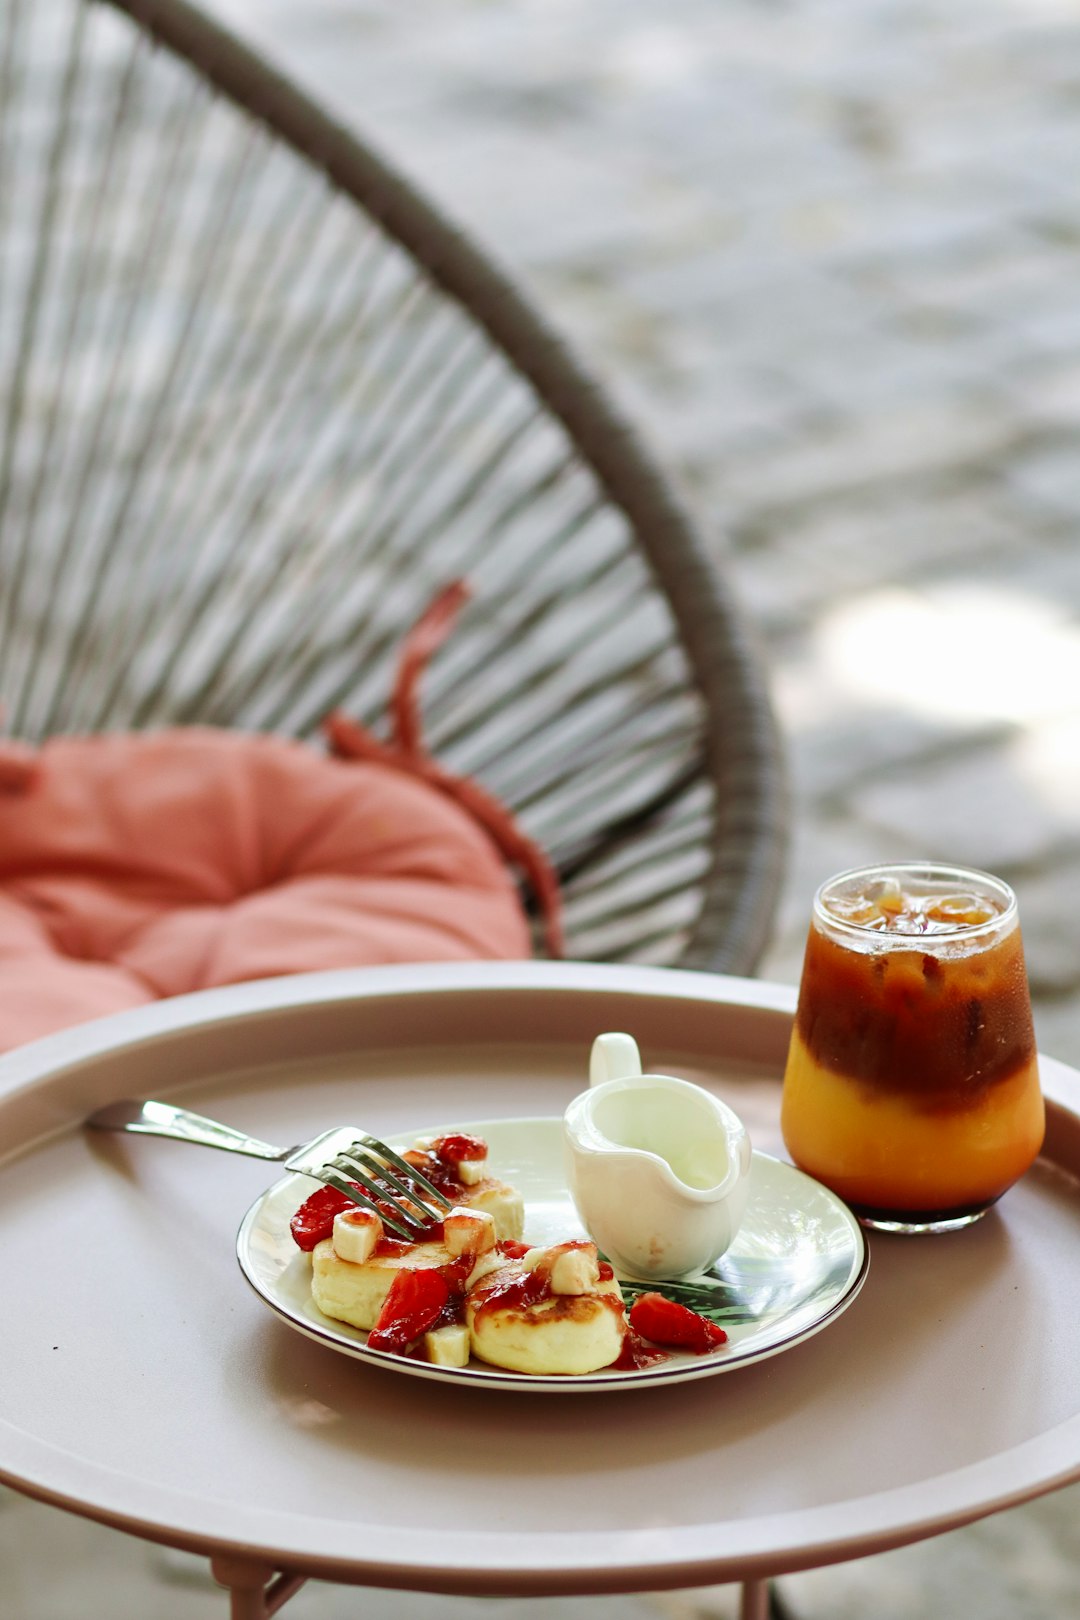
[466,1258,626,1375]
[310,1236,453,1331]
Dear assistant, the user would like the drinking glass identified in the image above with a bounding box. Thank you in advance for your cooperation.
[780,861,1044,1233]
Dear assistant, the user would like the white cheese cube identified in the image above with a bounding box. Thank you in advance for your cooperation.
[549,1243,600,1296]
[443,1206,496,1257]
[331,1206,383,1264]
[424,1324,470,1368]
[455,1157,487,1186]
[465,1250,505,1290]
[521,1245,549,1272]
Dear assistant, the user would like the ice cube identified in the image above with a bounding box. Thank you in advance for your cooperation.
[926,893,997,928]
[866,877,904,915]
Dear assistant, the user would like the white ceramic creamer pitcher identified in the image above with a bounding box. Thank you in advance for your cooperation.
[562,1033,753,1280]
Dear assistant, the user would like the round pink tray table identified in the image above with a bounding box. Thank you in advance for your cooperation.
[2,961,1080,1620]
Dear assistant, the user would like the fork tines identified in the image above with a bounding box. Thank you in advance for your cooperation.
[321,1134,454,1242]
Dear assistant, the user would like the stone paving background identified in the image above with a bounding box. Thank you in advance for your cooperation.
[203,0,1080,1061]
[6,0,1080,1616]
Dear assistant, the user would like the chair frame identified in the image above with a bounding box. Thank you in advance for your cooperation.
[4,0,788,974]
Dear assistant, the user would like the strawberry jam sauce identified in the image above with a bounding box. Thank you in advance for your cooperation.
[289,1135,491,1251]
[468,1243,619,1327]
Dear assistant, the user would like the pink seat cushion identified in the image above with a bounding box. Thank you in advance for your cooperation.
[0,728,532,1051]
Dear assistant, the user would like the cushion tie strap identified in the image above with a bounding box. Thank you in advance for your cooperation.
[324,582,565,959]
[0,738,38,793]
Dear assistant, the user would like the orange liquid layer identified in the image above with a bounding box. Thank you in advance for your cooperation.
[781,1030,1045,1211]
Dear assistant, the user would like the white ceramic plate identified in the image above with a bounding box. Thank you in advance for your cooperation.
[237,1117,868,1392]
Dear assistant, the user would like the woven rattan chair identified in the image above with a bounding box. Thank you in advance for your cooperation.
[0,0,786,973]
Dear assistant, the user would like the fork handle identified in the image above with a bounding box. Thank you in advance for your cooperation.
[86,1098,288,1161]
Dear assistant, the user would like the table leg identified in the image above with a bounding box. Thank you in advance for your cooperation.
[739,1579,797,1620]
[744,1576,802,1620]
[739,1579,770,1620]
[210,1555,307,1619]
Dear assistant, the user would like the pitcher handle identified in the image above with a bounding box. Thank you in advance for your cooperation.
[589,1032,643,1088]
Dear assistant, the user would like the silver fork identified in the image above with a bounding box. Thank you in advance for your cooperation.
[86,1098,454,1239]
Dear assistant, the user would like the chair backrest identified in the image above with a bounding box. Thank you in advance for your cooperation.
[0,0,787,972]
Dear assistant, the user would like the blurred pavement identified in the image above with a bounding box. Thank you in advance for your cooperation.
[205,0,1080,1059]
[6,2,1080,1617]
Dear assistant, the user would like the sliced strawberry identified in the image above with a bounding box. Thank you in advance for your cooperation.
[628,1292,728,1353]
[289,1184,356,1251]
[367,1268,451,1354]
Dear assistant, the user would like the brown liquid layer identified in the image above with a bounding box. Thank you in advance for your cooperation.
[795,921,1036,1105]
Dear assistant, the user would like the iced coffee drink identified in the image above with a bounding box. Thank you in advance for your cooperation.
[781,862,1044,1232]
